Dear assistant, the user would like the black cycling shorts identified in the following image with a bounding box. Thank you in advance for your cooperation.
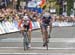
[41,23,50,30]
[23,24,30,31]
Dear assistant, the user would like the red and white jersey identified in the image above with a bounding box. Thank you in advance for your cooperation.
[18,19,32,30]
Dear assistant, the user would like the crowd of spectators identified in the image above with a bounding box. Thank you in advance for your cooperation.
[52,14,75,23]
[0,8,41,24]
[0,7,75,25]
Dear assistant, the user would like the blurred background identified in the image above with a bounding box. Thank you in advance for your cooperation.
[0,0,75,16]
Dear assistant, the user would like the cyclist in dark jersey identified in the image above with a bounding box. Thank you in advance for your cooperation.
[40,10,52,47]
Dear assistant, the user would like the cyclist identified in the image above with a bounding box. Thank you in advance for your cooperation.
[18,13,32,48]
[40,10,52,47]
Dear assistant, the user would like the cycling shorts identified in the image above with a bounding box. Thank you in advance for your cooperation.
[41,23,50,30]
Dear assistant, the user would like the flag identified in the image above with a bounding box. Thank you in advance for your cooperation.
[39,0,46,8]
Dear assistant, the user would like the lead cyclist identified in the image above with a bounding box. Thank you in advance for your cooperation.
[40,10,53,47]
[18,13,32,48]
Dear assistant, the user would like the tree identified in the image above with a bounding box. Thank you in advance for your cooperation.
[17,0,20,10]
[67,0,73,16]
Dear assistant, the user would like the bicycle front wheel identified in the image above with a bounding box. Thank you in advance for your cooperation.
[23,31,29,50]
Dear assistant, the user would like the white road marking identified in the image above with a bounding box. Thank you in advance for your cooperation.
[0,53,74,55]
[0,47,75,50]
[0,38,75,43]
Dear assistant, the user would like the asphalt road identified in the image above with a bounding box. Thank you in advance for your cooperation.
[0,27,75,54]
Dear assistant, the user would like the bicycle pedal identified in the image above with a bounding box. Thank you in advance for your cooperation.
[43,42,47,47]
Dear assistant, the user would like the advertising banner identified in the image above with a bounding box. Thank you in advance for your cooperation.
[28,0,46,8]
[0,20,74,35]
[1,22,9,33]
[32,21,40,29]
[0,22,6,34]
[4,21,19,33]
[13,20,18,29]
[27,1,37,7]
[52,22,73,27]
[36,21,40,28]
[27,7,43,13]
[12,21,19,31]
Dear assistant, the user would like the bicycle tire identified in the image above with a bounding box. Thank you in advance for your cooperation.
[46,42,48,50]
[23,31,29,50]
[23,39,26,50]
[46,38,49,50]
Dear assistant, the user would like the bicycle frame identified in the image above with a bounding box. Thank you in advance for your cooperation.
[23,30,29,50]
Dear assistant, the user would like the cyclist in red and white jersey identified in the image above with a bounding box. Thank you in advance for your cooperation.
[18,13,32,48]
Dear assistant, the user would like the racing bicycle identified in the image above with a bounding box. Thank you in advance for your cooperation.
[22,29,30,50]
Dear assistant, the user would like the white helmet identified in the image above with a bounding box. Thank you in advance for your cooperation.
[23,15,29,21]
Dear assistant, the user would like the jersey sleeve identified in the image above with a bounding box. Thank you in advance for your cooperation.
[29,20,32,30]
[18,20,23,29]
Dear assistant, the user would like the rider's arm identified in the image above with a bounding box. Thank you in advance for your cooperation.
[18,19,22,29]
[18,19,25,33]
[29,20,32,30]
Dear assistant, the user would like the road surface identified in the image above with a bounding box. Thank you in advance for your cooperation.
[0,27,75,55]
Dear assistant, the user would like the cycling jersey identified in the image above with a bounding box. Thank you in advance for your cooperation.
[18,19,32,30]
[40,12,52,29]
[42,16,51,24]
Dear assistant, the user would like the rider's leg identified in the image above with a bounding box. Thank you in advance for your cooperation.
[49,22,52,33]
[27,29,32,48]
[45,27,48,42]
[28,29,32,43]
[27,21,32,48]
[47,22,52,38]
[42,27,46,43]
[42,25,48,46]
[40,25,43,37]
